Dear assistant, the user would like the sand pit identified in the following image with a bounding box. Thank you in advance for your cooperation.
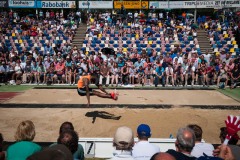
[0,89,239,144]
[1,89,239,105]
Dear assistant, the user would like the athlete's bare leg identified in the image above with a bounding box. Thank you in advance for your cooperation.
[83,78,118,107]
[92,90,112,98]
[97,85,109,94]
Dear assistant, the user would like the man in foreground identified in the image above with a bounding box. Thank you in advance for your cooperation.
[132,124,160,160]
[166,127,196,160]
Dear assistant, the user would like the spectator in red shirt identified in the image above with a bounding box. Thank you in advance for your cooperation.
[165,53,172,65]
[206,64,215,86]
[50,10,55,20]
[53,60,66,84]
[196,64,206,86]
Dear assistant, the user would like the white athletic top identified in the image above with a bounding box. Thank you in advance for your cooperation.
[191,142,214,158]
[132,141,160,160]
[108,150,134,160]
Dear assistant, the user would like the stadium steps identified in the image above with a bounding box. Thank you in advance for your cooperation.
[197,29,212,53]
[72,23,88,49]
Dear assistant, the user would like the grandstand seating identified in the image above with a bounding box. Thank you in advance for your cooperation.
[0,24,73,54]
[208,22,239,56]
[82,25,201,55]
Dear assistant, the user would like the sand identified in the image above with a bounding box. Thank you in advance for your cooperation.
[0,89,239,144]
[2,89,239,105]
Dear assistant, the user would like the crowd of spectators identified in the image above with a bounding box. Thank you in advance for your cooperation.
[0,10,239,88]
[1,121,239,160]
[82,10,240,88]
[0,10,78,85]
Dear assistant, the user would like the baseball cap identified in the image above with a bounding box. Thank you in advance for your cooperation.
[114,126,134,149]
[137,124,151,137]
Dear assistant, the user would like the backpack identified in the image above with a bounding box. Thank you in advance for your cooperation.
[219,82,225,89]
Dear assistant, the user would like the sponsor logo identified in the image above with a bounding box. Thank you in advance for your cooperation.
[39,1,75,8]
[9,0,34,6]
[42,2,69,7]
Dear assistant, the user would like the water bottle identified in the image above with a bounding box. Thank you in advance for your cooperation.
[169,134,174,139]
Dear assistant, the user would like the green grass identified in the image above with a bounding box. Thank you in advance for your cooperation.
[0,85,34,92]
[217,88,240,102]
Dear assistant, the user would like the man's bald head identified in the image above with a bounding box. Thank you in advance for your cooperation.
[150,152,176,160]
[176,127,196,153]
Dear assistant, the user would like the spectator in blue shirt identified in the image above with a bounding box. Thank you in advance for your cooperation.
[134,58,144,70]
[202,15,206,23]
[117,57,125,68]
[44,43,54,56]
[197,16,202,26]
[170,52,177,59]
[154,65,165,87]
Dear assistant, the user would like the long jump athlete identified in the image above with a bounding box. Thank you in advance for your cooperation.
[77,73,118,107]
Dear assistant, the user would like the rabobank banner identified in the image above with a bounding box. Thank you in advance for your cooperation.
[9,0,36,8]
[79,1,113,9]
[0,0,8,8]
[37,1,76,8]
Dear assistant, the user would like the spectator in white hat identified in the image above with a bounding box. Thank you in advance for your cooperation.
[108,126,134,160]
